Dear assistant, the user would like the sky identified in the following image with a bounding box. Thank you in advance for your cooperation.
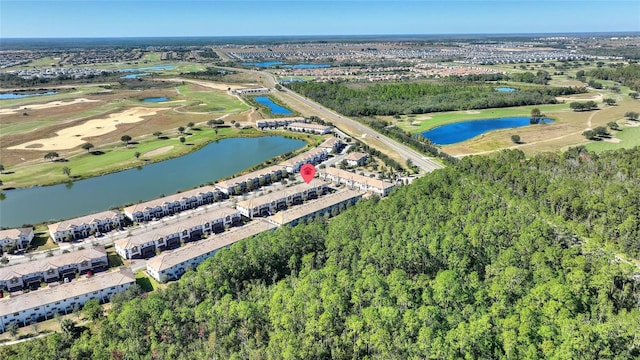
[1,0,638,38]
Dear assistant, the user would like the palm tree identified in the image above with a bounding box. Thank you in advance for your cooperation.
[177,126,185,134]
[179,136,186,144]
[187,122,195,130]
[62,166,71,177]
[153,131,162,138]
[44,152,59,162]
[121,135,132,146]
[134,152,141,160]
[0,164,4,174]
[81,143,94,153]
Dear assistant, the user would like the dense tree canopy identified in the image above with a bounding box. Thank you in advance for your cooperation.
[286,81,584,116]
[2,147,639,360]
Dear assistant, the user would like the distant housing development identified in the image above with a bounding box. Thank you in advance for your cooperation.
[319,167,396,196]
[123,186,221,222]
[115,207,241,260]
[233,87,269,95]
[48,210,124,243]
[0,228,34,250]
[146,220,276,283]
[0,268,135,332]
[0,246,108,293]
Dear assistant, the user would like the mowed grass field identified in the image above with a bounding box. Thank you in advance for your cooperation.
[0,80,260,188]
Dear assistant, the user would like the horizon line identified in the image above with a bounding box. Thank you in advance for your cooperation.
[2,31,639,40]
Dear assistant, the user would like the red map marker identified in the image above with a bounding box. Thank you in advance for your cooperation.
[300,163,316,184]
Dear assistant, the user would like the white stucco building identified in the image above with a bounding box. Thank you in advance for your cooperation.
[319,167,396,196]
[146,220,277,283]
[48,210,124,243]
[0,228,34,251]
[0,268,135,332]
[235,179,329,218]
[0,246,108,293]
[343,152,368,167]
[318,137,343,153]
[123,186,221,222]
[215,165,287,195]
[266,189,362,226]
[115,207,241,260]
[281,148,328,173]
[256,117,304,129]
[286,122,333,135]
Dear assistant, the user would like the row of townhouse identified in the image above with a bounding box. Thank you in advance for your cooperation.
[256,117,305,129]
[215,165,288,195]
[0,246,108,293]
[281,148,328,173]
[48,210,124,243]
[114,207,241,260]
[286,122,333,135]
[266,188,362,227]
[123,186,222,223]
[0,268,135,332]
[233,87,270,95]
[0,228,34,251]
[318,167,396,197]
[146,220,277,283]
[236,179,329,218]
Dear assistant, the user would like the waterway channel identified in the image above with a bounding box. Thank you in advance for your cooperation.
[0,136,305,228]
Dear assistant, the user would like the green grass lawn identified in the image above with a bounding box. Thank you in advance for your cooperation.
[0,86,108,108]
[135,270,163,291]
[395,103,569,133]
[177,84,249,113]
[585,124,640,152]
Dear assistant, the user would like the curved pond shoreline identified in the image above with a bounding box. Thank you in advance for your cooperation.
[0,136,306,228]
[421,117,554,145]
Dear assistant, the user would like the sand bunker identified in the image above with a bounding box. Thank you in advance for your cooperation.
[144,145,174,157]
[9,107,169,151]
[0,98,99,115]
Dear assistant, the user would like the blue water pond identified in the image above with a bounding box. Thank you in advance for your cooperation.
[495,87,516,92]
[421,117,553,145]
[120,73,149,79]
[254,96,293,115]
[243,61,330,69]
[143,97,169,103]
[0,91,58,99]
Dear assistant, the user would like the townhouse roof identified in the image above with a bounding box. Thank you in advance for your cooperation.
[256,117,304,124]
[48,210,121,234]
[0,268,135,316]
[235,179,327,210]
[123,186,219,215]
[321,167,395,191]
[287,122,333,131]
[0,228,33,240]
[146,220,277,272]
[344,152,368,162]
[281,148,327,167]
[267,189,362,225]
[115,207,239,250]
[216,165,287,190]
[318,137,341,149]
[0,246,107,281]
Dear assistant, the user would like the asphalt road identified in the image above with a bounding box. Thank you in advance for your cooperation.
[258,71,443,173]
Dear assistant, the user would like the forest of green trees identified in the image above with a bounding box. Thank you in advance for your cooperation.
[286,80,584,116]
[2,146,638,359]
[589,64,640,91]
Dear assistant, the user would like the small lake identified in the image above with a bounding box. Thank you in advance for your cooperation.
[243,61,330,69]
[0,91,58,99]
[0,136,305,228]
[421,117,553,145]
[142,97,169,103]
[120,73,149,79]
[254,96,293,115]
[119,65,174,72]
[495,87,516,92]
